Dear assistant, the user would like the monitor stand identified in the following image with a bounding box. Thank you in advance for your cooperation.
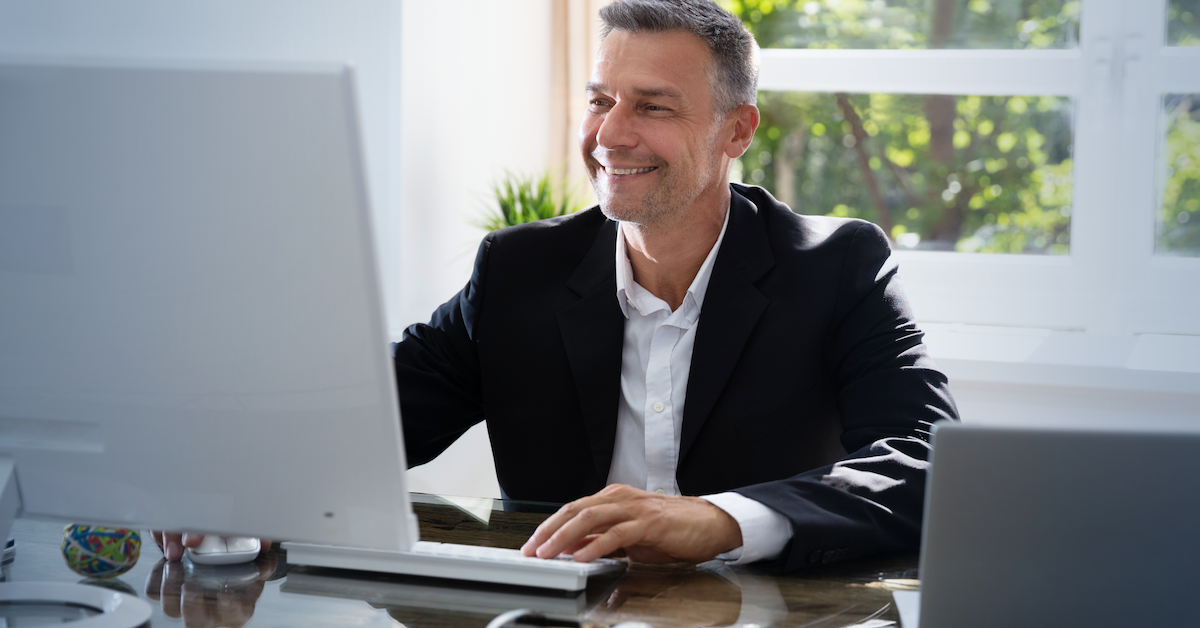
[0,456,151,628]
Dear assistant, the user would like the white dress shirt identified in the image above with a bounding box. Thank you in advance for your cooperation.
[606,208,793,565]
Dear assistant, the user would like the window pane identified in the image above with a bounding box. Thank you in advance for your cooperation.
[1168,0,1200,46]
[1157,95,1200,256]
[721,0,1079,50]
[734,92,1074,254]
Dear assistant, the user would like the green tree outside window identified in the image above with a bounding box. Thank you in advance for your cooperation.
[722,0,1078,254]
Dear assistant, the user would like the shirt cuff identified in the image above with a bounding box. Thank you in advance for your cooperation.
[701,492,793,565]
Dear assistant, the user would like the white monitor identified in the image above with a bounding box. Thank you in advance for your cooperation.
[0,58,418,552]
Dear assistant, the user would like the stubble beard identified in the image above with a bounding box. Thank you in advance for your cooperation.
[590,135,723,229]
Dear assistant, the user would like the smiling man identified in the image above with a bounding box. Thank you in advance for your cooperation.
[395,0,958,571]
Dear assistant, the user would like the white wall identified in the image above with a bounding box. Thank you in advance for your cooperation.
[395,2,553,328]
[396,2,554,499]
[951,381,1200,430]
[924,324,1200,436]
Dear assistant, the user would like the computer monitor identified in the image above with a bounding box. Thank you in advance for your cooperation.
[0,58,418,553]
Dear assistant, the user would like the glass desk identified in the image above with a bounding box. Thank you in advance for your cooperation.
[5,494,918,627]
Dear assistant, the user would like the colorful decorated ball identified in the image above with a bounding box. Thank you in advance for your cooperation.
[61,524,141,579]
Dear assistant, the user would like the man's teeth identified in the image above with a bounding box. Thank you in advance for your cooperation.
[608,167,655,175]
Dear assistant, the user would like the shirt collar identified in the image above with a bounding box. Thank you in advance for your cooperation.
[614,205,731,320]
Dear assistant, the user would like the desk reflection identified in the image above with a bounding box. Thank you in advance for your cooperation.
[4,498,911,628]
[587,564,743,628]
[143,552,283,628]
[286,558,899,628]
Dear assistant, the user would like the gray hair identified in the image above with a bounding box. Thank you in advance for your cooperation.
[599,0,760,114]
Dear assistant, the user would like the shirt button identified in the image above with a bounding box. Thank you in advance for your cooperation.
[655,488,665,494]
[652,401,665,413]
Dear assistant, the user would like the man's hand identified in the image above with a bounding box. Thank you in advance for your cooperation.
[520,484,742,564]
[151,532,272,562]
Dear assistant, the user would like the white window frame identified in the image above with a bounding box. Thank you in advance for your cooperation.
[757,0,1200,341]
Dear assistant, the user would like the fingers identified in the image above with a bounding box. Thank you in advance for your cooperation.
[258,539,272,556]
[536,503,638,560]
[522,502,612,559]
[521,484,630,558]
[566,519,677,563]
[561,534,603,557]
[521,501,583,557]
[569,519,646,562]
[161,533,186,562]
[522,485,744,565]
[181,533,204,548]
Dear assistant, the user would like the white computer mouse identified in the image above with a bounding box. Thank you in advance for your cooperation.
[185,536,261,566]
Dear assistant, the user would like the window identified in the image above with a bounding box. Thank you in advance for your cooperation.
[1159,93,1200,255]
[727,0,1200,338]
[733,92,1074,254]
[1167,0,1200,46]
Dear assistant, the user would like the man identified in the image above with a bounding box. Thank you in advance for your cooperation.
[157,0,955,570]
[394,0,957,572]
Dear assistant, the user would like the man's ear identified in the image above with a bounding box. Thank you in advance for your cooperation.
[724,104,760,159]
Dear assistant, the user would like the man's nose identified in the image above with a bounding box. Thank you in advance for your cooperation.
[595,101,638,150]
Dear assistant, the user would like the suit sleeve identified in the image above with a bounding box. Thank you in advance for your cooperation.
[734,221,959,571]
[391,235,491,468]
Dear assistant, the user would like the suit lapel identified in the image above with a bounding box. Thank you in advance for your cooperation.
[556,219,624,488]
[680,191,775,463]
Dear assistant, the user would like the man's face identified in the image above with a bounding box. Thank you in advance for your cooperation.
[581,29,731,226]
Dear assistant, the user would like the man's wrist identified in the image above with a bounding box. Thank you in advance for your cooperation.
[701,492,793,565]
[693,495,743,554]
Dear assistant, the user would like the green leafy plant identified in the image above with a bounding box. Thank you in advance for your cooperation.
[478,169,588,231]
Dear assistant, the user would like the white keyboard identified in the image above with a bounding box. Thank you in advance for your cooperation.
[282,540,626,591]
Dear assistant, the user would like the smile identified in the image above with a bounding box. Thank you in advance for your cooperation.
[604,166,657,175]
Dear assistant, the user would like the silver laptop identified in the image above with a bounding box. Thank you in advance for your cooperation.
[895,422,1200,627]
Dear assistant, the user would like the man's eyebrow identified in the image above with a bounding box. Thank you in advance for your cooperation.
[629,86,683,99]
[584,82,684,100]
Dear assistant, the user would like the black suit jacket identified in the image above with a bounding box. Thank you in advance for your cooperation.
[394,184,958,571]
